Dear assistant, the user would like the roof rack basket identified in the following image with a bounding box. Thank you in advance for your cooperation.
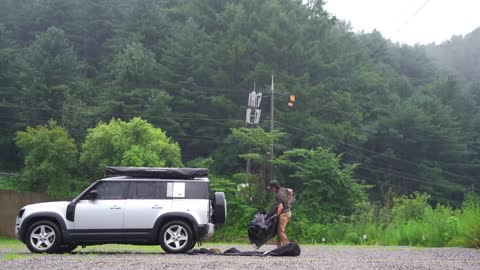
[105,166,208,179]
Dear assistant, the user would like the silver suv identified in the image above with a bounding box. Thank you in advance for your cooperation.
[15,167,227,254]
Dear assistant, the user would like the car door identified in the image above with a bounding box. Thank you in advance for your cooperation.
[73,181,129,231]
[171,181,210,225]
[123,181,172,236]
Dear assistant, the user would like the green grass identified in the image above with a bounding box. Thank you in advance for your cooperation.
[0,253,26,261]
[0,237,248,255]
[0,237,25,250]
[0,237,21,244]
[0,238,166,254]
[0,238,27,262]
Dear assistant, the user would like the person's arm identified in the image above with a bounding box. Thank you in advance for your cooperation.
[287,188,293,202]
[277,202,283,216]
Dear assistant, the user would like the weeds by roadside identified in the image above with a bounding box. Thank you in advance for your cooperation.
[212,192,480,248]
[2,193,478,250]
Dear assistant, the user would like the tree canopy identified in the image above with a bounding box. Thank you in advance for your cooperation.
[0,0,479,204]
[15,120,77,198]
[80,117,182,177]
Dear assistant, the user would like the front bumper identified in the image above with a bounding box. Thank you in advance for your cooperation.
[15,217,22,240]
[196,223,214,240]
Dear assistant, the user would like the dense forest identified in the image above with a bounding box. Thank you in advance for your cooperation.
[0,0,479,245]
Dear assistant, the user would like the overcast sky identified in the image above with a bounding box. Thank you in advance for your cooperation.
[323,0,480,45]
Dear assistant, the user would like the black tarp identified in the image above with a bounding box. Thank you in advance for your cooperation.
[266,243,301,256]
[248,211,278,248]
[187,243,301,257]
[105,166,208,179]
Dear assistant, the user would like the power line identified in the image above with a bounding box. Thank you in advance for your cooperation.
[275,120,476,183]
[0,172,18,176]
[0,104,245,123]
[184,89,252,98]
[355,163,459,188]
[122,82,253,96]
[0,113,231,144]
[0,111,234,143]
[388,0,433,40]
[1,99,475,184]
[370,0,433,60]
[356,162,433,184]
[273,96,359,117]
[345,150,478,185]
[282,99,473,145]
[357,165,467,192]
[168,134,230,144]
[0,101,473,181]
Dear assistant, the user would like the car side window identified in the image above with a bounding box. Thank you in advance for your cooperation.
[93,181,129,200]
[129,181,168,199]
[185,182,210,199]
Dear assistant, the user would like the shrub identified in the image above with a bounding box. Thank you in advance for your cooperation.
[443,216,459,243]
[456,193,480,248]
[392,193,431,222]
[0,175,18,191]
[345,231,361,244]
[15,121,77,198]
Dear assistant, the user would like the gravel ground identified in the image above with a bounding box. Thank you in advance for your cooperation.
[1,244,479,270]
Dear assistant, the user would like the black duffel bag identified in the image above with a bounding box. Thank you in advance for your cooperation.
[248,211,278,248]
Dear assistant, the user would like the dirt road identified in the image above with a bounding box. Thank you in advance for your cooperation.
[1,244,479,270]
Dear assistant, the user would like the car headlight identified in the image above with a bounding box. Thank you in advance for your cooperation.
[18,209,25,218]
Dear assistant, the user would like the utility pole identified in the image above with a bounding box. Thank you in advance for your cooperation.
[244,75,277,182]
[269,74,275,181]
[270,75,275,134]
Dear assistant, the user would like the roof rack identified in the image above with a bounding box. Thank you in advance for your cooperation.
[105,166,208,179]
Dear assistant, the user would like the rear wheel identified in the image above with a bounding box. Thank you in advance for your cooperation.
[25,220,61,253]
[212,192,227,226]
[159,221,195,254]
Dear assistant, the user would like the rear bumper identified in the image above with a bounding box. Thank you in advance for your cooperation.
[196,223,214,240]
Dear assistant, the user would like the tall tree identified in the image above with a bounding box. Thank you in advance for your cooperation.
[0,24,23,169]
[17,27,80,125]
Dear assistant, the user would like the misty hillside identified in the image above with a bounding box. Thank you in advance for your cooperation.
[0,0,479,204]
[425,27,480,85]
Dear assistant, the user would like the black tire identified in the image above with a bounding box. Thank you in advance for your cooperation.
[57,244,78,253]
[212,192,227,226]
[25,220,62,253]
[159,221,195,254]
[187,237,197,251]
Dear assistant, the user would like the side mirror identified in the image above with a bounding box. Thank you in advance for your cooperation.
[87,190,98,201]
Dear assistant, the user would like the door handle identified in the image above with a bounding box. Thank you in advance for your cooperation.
[152,205,163,209]
[110,205,121,210]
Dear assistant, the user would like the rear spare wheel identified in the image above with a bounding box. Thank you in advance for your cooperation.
[212,192,227,226]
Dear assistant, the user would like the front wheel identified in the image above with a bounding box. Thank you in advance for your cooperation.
[159,221,195,254]
[25,220,61,253]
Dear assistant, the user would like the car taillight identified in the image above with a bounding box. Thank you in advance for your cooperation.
[18,209,25,218]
